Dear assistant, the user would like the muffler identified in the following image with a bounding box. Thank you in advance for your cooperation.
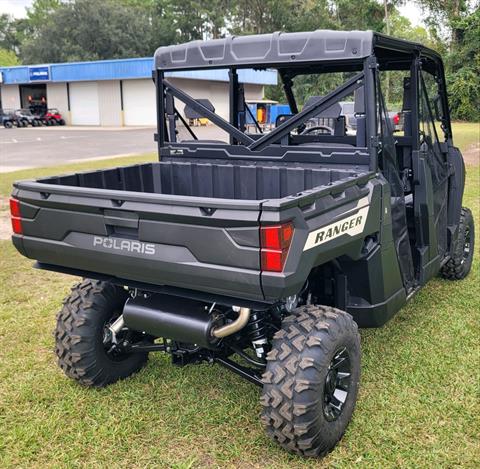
[123,294,250,349]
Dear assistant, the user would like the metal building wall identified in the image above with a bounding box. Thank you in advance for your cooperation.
[244,84,264,101]
[0,84,20,110]
[46,83,69,124]
[98,80,122,126]
[69,81,100,125]
[122,79,156,126]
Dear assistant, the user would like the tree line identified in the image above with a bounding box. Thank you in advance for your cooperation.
[0,0,478,120]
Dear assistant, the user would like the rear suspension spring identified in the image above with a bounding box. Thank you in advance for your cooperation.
[245,311,268,359]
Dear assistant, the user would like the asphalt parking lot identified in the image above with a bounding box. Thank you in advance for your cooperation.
[0,126,157,172]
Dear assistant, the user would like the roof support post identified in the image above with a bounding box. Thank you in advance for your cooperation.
[237,83,246,134]
[229,68,239,144]
[155,70,166,155]
[165,92,177,143]
[280,71,299,115]
[410,56,421,150]
[364,55,378,172]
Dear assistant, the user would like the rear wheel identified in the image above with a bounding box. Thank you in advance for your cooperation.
[58,118,66,125]
[4,121,13,128]
[440,207,475,280]
[55,279,149,387]
[260,305,360,458]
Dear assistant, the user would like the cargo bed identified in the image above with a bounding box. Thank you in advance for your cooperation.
[12,160,372,304]
[38,160,364,200]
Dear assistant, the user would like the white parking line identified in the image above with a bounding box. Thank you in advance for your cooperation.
[0,135,86,144]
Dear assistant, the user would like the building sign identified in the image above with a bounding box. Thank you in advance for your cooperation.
[29,66,50,82]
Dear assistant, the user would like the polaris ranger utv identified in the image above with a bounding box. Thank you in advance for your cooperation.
[10,31,474,457]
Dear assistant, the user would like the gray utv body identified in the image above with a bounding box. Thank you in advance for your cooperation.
[11,30,465,327]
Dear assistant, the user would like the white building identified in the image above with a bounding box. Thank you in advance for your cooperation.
[0,57,277,126]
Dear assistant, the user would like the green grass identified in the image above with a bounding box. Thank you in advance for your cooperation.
[0,153,157,198]
[0,124,479,468]
[451,122,480,153]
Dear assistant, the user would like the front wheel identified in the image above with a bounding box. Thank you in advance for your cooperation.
[440,207,475,280]
[260,305,360,458]
[55,279,149,387]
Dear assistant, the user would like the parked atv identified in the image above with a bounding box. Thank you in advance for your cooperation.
[1,108,16,128]
[13,109,43,127]
[10,30,474,459]
[42,108,66,126]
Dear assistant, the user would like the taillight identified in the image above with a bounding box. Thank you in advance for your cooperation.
[260,222,294,272]
[393,113,400,125]
[9,198,22,234]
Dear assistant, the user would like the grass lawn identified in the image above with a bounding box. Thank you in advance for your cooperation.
[450,121,479,155]
[0,123,479,468]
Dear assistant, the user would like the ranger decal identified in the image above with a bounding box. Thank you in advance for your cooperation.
[303,198,370,251]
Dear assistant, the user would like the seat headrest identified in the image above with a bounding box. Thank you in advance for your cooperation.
[184,99,215,119]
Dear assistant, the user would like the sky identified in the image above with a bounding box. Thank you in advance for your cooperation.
[0,0,32,18]
[1,0,425,26]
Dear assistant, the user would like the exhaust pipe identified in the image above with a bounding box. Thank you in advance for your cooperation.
[123,294,250,348]
[211,307,250,338]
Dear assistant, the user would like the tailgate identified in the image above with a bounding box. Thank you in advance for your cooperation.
[12,182,264,301]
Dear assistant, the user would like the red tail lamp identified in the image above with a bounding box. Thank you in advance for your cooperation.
[260,222,294,272]
[10,198,23,234]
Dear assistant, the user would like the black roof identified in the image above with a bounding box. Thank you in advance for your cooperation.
[154,30,442,71]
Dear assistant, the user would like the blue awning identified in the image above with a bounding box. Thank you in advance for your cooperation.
[0,57,277,85]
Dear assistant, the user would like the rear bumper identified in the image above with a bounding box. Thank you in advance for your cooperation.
[14,234,265,302]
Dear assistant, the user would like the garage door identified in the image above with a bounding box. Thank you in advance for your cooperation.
[70,82,100,125]
[123,79,156,126]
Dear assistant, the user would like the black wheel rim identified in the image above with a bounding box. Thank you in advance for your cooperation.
[462,227,472,264]
[323,347,352,422]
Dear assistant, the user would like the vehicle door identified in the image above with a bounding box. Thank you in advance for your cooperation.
[377,78,416,292]
[417,64,451,265]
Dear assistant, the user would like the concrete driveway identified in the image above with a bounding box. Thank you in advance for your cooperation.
[0,126,157,173]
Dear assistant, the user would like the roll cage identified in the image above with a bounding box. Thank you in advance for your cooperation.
[153,31,452,174]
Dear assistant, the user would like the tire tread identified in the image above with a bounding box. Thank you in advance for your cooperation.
[440,207,474,280]
[260,305,360,458]
[55,279,147,387]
